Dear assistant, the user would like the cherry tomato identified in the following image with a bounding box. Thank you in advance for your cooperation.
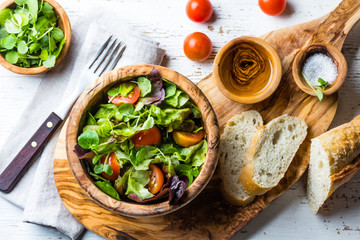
[100,152,120,181]
[147,164,165,195]
[183,32,212,62]
[173,130,204,147]
[258,0,286,16]
[185,0,213,23]
[108,86,140,106]
[132,126,161,149]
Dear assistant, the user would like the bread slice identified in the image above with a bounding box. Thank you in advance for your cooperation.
[240,115,308,195]
[307,115,360,214]
[219,110,263,206]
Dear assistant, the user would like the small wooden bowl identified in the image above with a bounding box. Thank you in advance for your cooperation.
[66,64,220,218]
[0,0,71,75]
[292,43,347,96]
[213,36,282,104]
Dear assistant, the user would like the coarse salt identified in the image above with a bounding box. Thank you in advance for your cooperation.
[302,53,338,86]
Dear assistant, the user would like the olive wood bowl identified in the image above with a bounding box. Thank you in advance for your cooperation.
[213,36,282,104]
[66,64,220,218]
[292,43,348,96]
[0,0,71,75]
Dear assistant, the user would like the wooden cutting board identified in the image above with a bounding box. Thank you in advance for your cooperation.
[54,0,360,239]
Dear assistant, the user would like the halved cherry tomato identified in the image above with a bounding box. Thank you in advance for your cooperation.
[100,152,120,181]
[147,164,164,195]
[132,126,161,149]
[258,0,286,16]
[183,32,212,62]
[173,130,204,147]
[185,0,213,23]
[108,86,140,106]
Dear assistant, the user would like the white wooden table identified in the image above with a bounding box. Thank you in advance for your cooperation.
[1,0,360,239]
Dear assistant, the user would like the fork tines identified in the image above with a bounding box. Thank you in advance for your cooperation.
[89,35,126,77]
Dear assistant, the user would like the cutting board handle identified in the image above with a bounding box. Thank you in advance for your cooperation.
[311,0,360,50]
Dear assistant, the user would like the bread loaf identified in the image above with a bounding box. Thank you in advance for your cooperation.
[307,115,360,214]
[219,111,263,206]
[239,115,308,195]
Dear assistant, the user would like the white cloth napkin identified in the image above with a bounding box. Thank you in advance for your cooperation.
[0,1,165,239]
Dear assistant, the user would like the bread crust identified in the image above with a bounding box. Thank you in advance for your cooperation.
[239,163,271,195]
[316,115,360,174]
[328,155,360,199]
[220,184,256,206]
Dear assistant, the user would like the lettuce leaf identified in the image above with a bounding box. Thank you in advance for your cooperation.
[150,105,191,126]
[125,170,154,201]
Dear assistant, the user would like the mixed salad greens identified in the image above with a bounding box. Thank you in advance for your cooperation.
[75,68,207,203]
[0,0,66,68]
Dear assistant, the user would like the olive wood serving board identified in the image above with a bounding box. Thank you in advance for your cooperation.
[54,0,360,239]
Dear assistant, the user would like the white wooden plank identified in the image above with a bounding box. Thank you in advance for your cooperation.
[1,0,359,239]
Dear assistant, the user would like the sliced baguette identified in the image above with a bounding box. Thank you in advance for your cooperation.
[240,115,308,195]
[219,110,263,206]
[307,115,360,214]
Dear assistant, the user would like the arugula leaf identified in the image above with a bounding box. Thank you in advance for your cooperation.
[94,181,120,200]
[3,35,16,50]
[39,49,48,60]
[29,42,41,53]
[43,55,56,68]
[17,40,28,54]
[317,77,328,90]
[5,51,18,64]
[77,130,100,149]
[41,2,55,19]
[4,19,21,34]
[27,0,38,21]
[0,9,12,27]
[137,77,152,97]
[51,27,64,42]
[302,72,324,101]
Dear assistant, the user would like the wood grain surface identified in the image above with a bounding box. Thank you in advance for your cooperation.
[53,0,360,239]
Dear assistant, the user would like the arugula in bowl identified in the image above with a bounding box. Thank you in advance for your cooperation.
[0,0,66,68]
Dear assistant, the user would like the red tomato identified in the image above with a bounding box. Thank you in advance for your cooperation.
[100,152,120,181]
[258,0,286,16]
[109,86,140,106]
[147,164,164,195]
[185,0,213,23]
[132,126,161,149]
[173,130,204,147]
[183,32,212,62]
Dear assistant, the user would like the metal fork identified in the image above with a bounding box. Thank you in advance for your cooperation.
[0,36,126,193]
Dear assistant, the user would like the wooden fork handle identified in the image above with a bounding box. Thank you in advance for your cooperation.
[0,112,63,193]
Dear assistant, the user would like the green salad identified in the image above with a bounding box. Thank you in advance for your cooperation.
[75,68,207,203]
[0,0,66,68]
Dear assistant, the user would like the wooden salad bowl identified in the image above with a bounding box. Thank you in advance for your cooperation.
[0,0,71,75]
[66,64,220,217]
